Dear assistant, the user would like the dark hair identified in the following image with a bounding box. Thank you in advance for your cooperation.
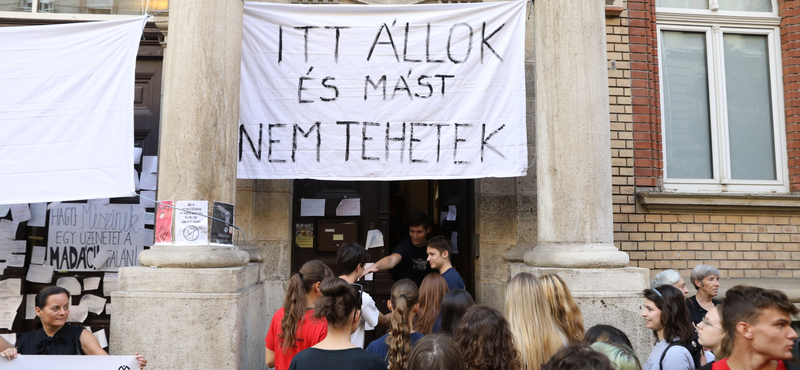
[35,286,70,308]
[427,235,453,256]
[314,277,361,327]
[415,272,449,334]
[455,305,521,370]
[409,212,430,229]
[542,344,615,370]
[280,260,334,351]
[643,285,695,344]
[439,289,475,335]
[721,285,799,341]
[407,334,465,370]
[388,279,420,370]
[337,242,369,275]
[583,324,634,349]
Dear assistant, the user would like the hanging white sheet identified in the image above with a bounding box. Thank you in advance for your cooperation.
[239,1,527,180]
[0,17,146,204]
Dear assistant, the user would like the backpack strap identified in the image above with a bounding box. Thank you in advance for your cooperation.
[659,342,680,370]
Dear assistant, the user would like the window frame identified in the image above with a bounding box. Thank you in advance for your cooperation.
[0,0,152,21]
[656,6,789,193]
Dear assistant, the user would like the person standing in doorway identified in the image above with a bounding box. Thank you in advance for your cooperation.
[363,212,433,287]
[426,236,465,290]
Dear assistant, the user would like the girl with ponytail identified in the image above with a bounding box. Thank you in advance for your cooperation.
[265,260,334,370]
[367,279,423,370]
[287,277,386,370]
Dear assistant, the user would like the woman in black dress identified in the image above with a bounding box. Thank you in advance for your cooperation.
[0,286,147,369]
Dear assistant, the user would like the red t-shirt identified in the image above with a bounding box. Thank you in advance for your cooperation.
[265,308,328,370]
[711,358,787,370]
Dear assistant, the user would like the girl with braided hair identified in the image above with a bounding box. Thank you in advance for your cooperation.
[265,260,334,370]
[367,279,424,370]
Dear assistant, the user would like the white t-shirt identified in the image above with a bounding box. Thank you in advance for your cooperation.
[350,291,380,348]
[643,339,694,370]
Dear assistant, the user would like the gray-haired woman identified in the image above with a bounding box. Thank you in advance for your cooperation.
[685,264,720,325]
[650,270,689,296]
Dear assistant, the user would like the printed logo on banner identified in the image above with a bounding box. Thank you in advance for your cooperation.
[238,1,528,180]
[46,204,144,272]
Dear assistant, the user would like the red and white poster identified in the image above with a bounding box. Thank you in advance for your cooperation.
[155,201,173,243]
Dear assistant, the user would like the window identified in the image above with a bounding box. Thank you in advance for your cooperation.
[656,0,789,193]
[0,0,166,20]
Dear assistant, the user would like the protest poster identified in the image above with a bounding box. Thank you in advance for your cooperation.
[238,1,527,180]
[46,204,145,271]
[2,355,138,370]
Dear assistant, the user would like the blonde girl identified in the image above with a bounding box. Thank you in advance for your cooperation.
[504,272,567,370]
[540,274,585,343]
[367,279,422,370]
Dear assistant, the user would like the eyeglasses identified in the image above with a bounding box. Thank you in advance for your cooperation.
[701,316,724,332]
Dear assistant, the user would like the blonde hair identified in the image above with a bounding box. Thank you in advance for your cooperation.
[540,274,585,343]
[505,273,567,370]
[714,305,733,359]
[387,279,420,370]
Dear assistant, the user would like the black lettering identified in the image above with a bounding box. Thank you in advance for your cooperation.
[268,123,287,163]
[324,26,349,63]
[298,76,314,104]
[481,22,505,63]
[367,23,399,62]
[337,121,359,161]
[447,23,473,64]
[409,122,430,163]
[292,122,321,162]
[239,123,262,161]
[426,23,444,63]
[393,75,413,100]
[321,77,339,102]
[385,122,406,162]
[481,123,507,162]
[403,23,422,63]
[434,75,454,96]
[362,122,380,161]
[278,25,283,63]
[294,26,319,63]
[454,123,471,164]
[414,75,433,99]
[434,123,450,162]
[364,75,387,101]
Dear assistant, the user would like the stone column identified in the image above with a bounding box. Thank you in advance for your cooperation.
[514,0,651,356]
[111,1,265,369]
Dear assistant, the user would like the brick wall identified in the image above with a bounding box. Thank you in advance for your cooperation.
[607,0,800,279]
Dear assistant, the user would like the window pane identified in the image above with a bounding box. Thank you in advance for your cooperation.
[0,0,33,12]
[662,31,714,180]
[723,34,776,180]
[656,0,709,9]
[718,0,771,12]
[47,0,161,15]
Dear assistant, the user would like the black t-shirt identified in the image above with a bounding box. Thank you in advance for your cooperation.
[392,237,433,287]
[686,295,721,325]
[288,347,387,370]
[16,324,84,355]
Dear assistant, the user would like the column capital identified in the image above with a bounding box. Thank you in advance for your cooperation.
[523,243,629,269]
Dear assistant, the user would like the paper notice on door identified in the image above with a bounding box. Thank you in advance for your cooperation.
[93,329,108,348]
[300,199,325,217]
[335,198,360,216]
[30,246,46,265]
[446,205,457,221]
[67,303,88,323]
[27,203,47,227]
[25,294,36,319]
[0,219,19,239]
[6,254,25,268]
[0,279,21,296]
[174,201,208,245]
[103,273,119,296]
[10,204,31,223]
[80,294,107,315]
[83,277,101,291]
[364,263,374,281]
[57,277,82,295]
[26,264,54,283]
[0,296,23,329]
[365,229,384,249]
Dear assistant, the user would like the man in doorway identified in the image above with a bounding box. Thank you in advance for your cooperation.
[708,285,798,370]
[337,242,390,348]
[362,212,433,287]
[426,235,465,290]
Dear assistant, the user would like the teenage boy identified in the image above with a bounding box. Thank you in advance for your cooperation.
[337,242,390,348]
[702,285,799,370]
[362,212,433,287]
[426,235,465,290]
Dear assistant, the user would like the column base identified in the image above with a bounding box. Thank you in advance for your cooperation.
[523,242,630,268]
[111,264,265,370]
[138,243,250,268]
[509,264,652,359]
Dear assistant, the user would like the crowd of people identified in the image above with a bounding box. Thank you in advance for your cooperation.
[263,214,799,370]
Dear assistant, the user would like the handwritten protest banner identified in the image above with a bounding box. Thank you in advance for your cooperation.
[2,355,138,370]
[238,1,527,180]
[47,204,144,271]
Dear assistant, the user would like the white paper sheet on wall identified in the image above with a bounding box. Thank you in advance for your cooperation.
[300,199,325,217]
[27,203,47,227]
[30,246,46,265]
[0,296,23,329]
[6,254,25,268]
[103,273,118,296]
[56,277,82,295]
[83,277,101,291]
[93,329,108,348]
[67,304,88,323]
[25,294,36,319]
[26,264,54,283]
[0,279,21,296]
[10,204,31,223]
[80,294,107,315]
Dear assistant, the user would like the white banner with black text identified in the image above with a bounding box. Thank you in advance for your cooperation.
[239,1,527,180]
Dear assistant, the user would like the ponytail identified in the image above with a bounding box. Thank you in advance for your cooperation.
[280,260,333,351]
[387,279,419,370]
